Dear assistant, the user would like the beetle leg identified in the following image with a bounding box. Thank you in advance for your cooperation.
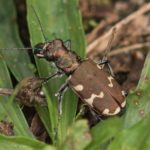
[106,62,115,77]
[75,103,87,120]
[89,108,103,122]
[55,81,69,115]
[64,40,71,50]
[54,81,69,143]
[97,59,109,65]
[122,90,128,97]
[97,59,115,77]
[98,28,116,76]
[43,70,64,83]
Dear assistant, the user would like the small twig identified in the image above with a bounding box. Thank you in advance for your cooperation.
[108,42,150,56]
[0,88,13,96]
[87,14,118,44]
[87,3,150,55]
[86,20,107,44]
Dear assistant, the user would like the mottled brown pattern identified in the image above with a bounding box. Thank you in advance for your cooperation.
[16,77,46,107]
[68,59,125,115]
[55,50,81,74]
[0,121,14,136]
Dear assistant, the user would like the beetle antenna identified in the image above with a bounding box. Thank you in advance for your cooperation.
[31,5,48,42]
[0,88,13,96]
[0,47,32,51]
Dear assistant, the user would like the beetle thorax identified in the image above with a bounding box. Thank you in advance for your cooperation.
[55,50,81,74]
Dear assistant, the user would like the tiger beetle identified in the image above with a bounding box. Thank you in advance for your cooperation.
[33,38,127,117]
[31,6,127,117]
[0,7,127,120]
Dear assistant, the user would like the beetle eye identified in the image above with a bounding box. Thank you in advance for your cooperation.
[34,43,44,53]
[33,43,45,57]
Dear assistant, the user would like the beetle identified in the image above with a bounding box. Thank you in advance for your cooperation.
[0,7,126,118]
[0,76,47,107]
[33,39,127,117]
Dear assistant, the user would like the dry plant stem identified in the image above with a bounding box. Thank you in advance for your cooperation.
[87,14,118,44]
[0,88,13,96]
[109,42,150,56]
[87,3,150,55]
[87,20,107,44]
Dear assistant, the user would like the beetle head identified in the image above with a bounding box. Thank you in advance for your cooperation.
[33,39,65,61]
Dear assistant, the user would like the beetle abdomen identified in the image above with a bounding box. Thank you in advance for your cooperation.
[68,59,126,116]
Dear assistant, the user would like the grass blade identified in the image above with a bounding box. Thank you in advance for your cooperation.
[0,60,33,137]
[0,134,56,150]
[123,52,150,128]
[86,118,122,150]
[62,120,91,150]
[27,0,85,144]
[0,0,34,81]
[108,113,150,150]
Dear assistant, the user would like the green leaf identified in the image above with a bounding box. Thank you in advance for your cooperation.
[0,60,33,137]
[35,106,52,137]
[0,134,56,150]
[62,120,91,150]
[0,0,36,138]
[108,113,150,150]
[0,0,53,140]
[123,52,150,128]
[0,0,34,81]
[86,117,122,150]
[27,0,85,145]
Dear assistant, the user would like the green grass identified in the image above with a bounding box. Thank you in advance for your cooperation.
[27,0,85,145]
[0,0,150,150]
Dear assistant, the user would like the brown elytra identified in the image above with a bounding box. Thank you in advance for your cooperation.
[68,59,126,116]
